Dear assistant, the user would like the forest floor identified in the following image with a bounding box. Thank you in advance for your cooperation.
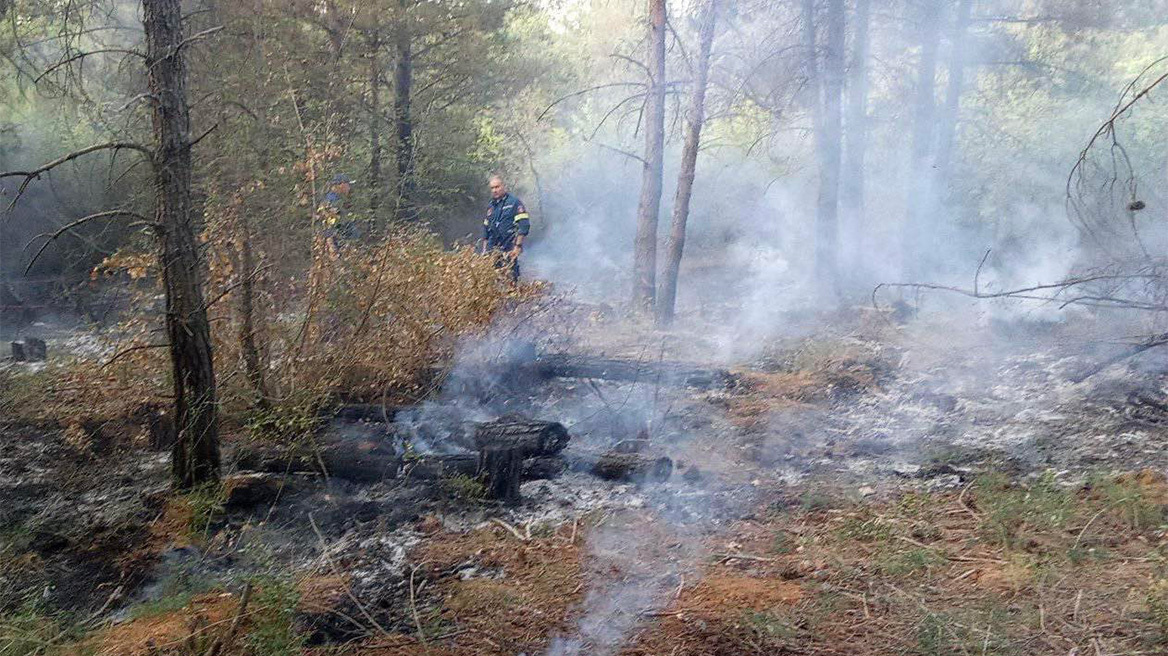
[4,302,1168,655]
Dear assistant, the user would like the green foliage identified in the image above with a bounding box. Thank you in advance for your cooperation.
[768,529,796,555]
[180,482,226,539]
[800,489,836,512]
[245,402,321,444]
[836,514,894,543]
[1088,474,1167,532]
[245,578,304,656]
[879,548,945,578]
[741,609,799,643]
[975,471,1074,549]
[442,473,487,501]
[1147,579,1168,640]
[0,600,71,656]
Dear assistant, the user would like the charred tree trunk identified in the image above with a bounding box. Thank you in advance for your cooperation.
[394,2,415,221]
[631,0,667,311]
[369,29,384,216]
[934,0,972,194]
[815,0,845,300]
[840,0,870,288]
[145,0,221,489]
[656,0,718,327]
[901,0,943,281]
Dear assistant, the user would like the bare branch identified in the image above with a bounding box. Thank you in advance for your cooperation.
[1,142,154,211]
[587,141,646,165]
[190,123,219,148]
[538,82,646,122]
[177,25,225,52]
[24,210,158,275]
[34,49,146,85]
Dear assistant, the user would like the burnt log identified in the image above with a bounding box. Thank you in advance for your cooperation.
[234,437,399,483]
[480,445,524,505]
[566,450,674,483]
[473,417,569,456]
[327,403,404,423]
[531,354,734,389]
[404,454,479,479]
[404,454,567,483]
[24,338,46,361]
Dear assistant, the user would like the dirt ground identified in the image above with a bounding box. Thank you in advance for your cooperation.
[4,305,1168,655]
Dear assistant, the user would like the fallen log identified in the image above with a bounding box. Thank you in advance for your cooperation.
[402,454,568,483]
[473,417,570,456]
[565,450,674,483]
[234,437,399,483]
[530,353,734,390]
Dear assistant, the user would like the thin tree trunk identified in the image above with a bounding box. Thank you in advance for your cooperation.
[802,0,821,135]
[235,208,268,410]
[840,0,870,288]
[394,1,415,220]
[815,0,845,299]
[631,0,667,311]
[901,0,942,281]
[369,29,383,215]
[934,0,973,192]
[656,0,718,327]
[144,0,221,488]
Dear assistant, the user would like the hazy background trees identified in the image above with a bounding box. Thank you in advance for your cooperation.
[3,0,1168,436]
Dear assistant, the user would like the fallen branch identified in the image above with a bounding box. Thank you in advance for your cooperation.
[202,581,252,656]
[1069,332,1168,383]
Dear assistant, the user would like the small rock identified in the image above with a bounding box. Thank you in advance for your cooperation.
[858,486,876,497]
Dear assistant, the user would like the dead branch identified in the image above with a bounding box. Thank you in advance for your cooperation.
[24,210,158,274]
[587,140,646,165]
[1,142,154,211]
[202,582,252,656]
[34,49,146,84]
[1069,332,1168,383]
[537,82,646,122]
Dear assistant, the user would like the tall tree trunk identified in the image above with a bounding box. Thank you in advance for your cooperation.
[840,0,870,288]
[235,208,268,410]
[394,2,415,220]
[901,0,942,281]
[631,0,667,311]
[144,0,221,488]
[369,29,383,215]
[934,0,972,193]
[815,0,845,299]
[656,0,718,327]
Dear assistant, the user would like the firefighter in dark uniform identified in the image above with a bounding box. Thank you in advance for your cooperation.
[481,174,530,282]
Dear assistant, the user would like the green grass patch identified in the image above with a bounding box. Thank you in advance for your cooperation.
[975,470,1074,550]
[245,577,305,656]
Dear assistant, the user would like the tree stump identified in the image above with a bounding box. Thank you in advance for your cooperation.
[24,338,46,361]
[10,341,25,362]
[480,444,524,505]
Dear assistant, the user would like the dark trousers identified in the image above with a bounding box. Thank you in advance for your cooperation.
[493,252,520,283]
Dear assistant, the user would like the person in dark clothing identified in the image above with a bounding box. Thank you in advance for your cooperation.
[480,174,531,282]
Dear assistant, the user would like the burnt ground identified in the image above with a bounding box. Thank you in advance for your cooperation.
[4,306,1168,654]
